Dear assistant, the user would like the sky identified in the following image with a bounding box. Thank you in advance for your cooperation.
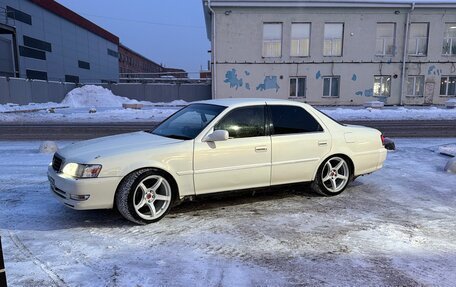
[56,0,210,76]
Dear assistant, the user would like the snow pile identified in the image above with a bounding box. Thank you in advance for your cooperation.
[39,141,58,153]
[445,157,456,173]
[0,102,66,113]
[320,106,456,121]
[439,144,456,157]
[363,101,384,108]
[61,85,140,108]
[445,98,456,108]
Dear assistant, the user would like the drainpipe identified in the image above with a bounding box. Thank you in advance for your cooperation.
[399,2,415,105]
[207,0,217,99]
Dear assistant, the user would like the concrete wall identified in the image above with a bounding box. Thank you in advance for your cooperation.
[0,77,211,104]
[210,6,456,105]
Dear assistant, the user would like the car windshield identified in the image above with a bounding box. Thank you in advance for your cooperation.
[152,104,226,140]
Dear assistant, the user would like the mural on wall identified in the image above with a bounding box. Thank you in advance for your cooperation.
[256,76,280,92]
[223,68,280,93]
[224,69,243,89]
[315,71,321,80]
[428,65,442,76]
[352,74,357,81]
[355,89,373,97]
[355,88,387,102]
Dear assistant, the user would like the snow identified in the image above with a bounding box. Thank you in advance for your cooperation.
[0,85,185,123]
[1,85,456,122]
[445,157,456,173]
[439,144,456,157]
[62,85,142,108]
[38,141,58,154]
[1,138,456,286]
[321,106,456,121]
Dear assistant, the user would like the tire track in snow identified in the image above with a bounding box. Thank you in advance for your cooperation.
[8,231,68,287]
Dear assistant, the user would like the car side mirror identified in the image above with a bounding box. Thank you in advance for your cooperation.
[203,130,229,142]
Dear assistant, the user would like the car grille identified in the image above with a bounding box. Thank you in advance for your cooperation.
[52,154,64,172]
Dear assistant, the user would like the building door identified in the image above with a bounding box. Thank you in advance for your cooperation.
[424,81,435,105]
[0,36,14,77]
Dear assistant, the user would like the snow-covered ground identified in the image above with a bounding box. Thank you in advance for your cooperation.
[1,138,456,286]
[1,85,456,123]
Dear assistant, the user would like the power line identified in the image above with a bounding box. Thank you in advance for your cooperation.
[80,13,205,29]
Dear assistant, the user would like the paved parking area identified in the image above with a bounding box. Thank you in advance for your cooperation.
[0,138,455,286]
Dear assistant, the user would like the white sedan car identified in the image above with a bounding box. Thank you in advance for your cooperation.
[48,99,387,224]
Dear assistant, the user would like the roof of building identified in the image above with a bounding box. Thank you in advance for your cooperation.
[203,0,456,39]
[118,43,161,67]
[30,0,119,44]
[205,0,456,8]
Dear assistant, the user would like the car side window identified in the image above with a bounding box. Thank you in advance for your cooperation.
[270,105,323,135]
[214,106,265,138]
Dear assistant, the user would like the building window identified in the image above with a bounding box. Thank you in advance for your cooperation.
[6,6,32,25]
[323,77,340,97]
[406,76,424,97]
[291,23,310,57]
[408,23,428,56]
[65,75,79,83]
[19,46,46,60]
[26,69,47,81]
[107,48,119,58]
[23,36,52,52]
[440,76,456,97]
[374,76,391,97]
[262,23,282,57]
[376,23,395,56]
[78,60,90,70]
[442,23,456,56]
[323,23,343,56]
[289,77,306,97]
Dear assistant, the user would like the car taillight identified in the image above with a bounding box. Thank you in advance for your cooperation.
[381,134,385,145]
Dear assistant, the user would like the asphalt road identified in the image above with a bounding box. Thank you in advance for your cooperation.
[0,120,455,140]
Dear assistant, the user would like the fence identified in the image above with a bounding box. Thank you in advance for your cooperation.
[0,77,212,105]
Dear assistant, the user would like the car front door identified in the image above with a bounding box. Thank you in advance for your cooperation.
[193,105,271,194]
[268,104,331,185]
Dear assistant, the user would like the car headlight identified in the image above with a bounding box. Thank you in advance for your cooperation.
[62,163,102,178]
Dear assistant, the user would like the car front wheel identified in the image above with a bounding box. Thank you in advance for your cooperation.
[311,156,352,196]
[116,169,174,224]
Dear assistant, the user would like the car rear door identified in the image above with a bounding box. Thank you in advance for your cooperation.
[268,104,331,185]
[193,105,271,194]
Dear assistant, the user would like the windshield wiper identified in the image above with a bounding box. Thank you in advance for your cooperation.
[159,134,191,140]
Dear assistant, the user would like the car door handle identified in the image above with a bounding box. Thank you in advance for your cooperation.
[318,141,328,146]
[255,146,268,152]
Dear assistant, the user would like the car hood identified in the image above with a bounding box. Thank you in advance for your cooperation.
[58,131,181,162]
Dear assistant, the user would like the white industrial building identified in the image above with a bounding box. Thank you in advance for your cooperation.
[0,0,119,83]
[203,0,456,105]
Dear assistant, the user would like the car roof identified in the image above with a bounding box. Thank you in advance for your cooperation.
[194,98,309,108]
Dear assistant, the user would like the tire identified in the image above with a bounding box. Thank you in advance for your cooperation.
[115,169,175,224]
[311,156,353,196]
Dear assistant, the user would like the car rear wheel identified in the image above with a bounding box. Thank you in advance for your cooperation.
[116,169,174,224]
[311,156,352,196]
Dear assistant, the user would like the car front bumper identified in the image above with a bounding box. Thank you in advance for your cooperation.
[47,165,121,210]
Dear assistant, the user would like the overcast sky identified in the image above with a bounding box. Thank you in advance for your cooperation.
[56,0,210,75]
